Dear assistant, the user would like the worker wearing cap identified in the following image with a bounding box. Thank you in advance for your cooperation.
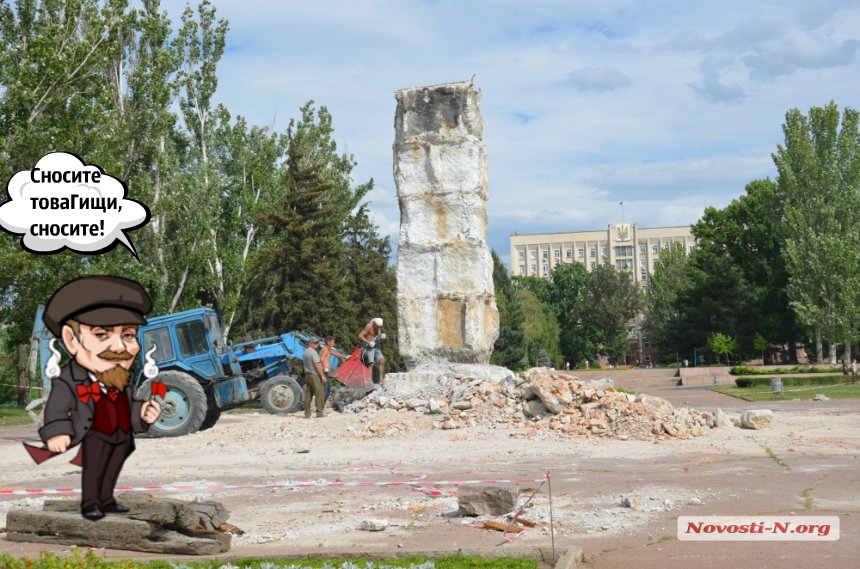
[302,338,327,418]
[358,317,385,384]
[33,276,161,521]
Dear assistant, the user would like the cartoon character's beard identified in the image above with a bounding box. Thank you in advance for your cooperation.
[95,365,130,391]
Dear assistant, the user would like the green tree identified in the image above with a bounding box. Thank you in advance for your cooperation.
[752,332,768,364]
[550,263,595,365]
[585,264,642,363]
[671,247,757,361]
[707,332,737,365]
[490,252,527,369]
[644,242,689,363]
[517,287,560,368]
[210,116,287,336]
[341,205,400,368]
[773,101,860,363]
[692,179,800,362]
[513,275,554,307]
[245,103,370,337]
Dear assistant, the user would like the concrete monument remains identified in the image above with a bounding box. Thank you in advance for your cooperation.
[393,80,499,367]
[387,80,512,396]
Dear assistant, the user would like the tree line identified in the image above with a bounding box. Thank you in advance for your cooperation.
[0,0,398,398]
[494,101,860,368]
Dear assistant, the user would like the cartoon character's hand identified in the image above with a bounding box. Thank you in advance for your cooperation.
[141,399,161,424]
[47,435,71,454]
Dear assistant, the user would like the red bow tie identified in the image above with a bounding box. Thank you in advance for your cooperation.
[77,383,101,403]
[151,381,167,398]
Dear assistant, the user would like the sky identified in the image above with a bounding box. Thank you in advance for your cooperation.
[161,0,860,267]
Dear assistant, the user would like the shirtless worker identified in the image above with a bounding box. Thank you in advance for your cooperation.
[358,317,385,384]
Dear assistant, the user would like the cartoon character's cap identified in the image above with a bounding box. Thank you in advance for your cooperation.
[43,276,152,337]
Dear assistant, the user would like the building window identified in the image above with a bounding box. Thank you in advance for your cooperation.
[640,271,647,281]
[602,247,609,257]
[531,264,536,273]
[530,250,537,260]
[590,247,596,257]
[651,244,658,254]
[542,263,549,274]
[689,244,695,252]
[615,259,633,270]
[590,261,596,269]
[542,250,549,260]
[640,260,648,269]
[519,265,525,274]
[578,248,584,258]
[518,251,525,260]
[554,249,561,259]
[644,355,651,363]
[566,248,573,258]
[639,244,646,255]
[614,245,633,257]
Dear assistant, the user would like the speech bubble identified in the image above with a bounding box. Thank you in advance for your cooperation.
[0,151,150,259]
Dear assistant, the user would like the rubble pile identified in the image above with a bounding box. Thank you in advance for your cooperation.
[341,367,723,441]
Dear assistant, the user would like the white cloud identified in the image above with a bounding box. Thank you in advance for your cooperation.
[567,67,632,91]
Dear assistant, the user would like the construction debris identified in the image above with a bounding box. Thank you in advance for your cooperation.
[344,367,728,441]
[483,520,524,533]
[6,493,233,554]
[457,483,520,516]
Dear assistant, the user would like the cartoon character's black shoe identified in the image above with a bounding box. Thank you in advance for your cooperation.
[102,502,130,514]
[82,505,105,521]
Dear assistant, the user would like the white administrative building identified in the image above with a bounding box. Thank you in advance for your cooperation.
[509,224,695,285]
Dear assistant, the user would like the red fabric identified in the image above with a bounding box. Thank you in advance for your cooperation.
[151,381,167,398]
[334,348,373,389]
[92,391,131,434]
[77,383,102,403]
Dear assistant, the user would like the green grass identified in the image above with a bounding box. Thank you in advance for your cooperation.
[713,383,860,401]
[0,552,538,569]
[0,406,33,428]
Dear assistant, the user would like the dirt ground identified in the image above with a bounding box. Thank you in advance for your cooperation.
[1,382,858,568]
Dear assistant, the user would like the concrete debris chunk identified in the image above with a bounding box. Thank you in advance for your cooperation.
[346,367,727,441]
[358,519,389,531]
[741,409,774,429]
[7,494,231,554]
[620,495,640,509]
[457,483,519,516]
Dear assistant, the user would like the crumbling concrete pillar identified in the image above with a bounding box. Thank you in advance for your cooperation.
[394,80,499,368]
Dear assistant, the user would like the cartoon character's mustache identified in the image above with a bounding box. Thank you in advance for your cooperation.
[97,350,134,361]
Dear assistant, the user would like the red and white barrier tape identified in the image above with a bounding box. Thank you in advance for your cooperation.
[0,477,547,498]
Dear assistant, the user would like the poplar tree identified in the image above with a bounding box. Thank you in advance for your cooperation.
[490,251,527,369]
[773,102,860,362]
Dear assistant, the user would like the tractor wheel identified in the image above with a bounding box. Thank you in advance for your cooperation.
[200,389,221,431]
[260,375,303,414]
[136,371,207,438]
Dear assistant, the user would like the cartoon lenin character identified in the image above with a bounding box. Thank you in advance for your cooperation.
[31,276,161,520]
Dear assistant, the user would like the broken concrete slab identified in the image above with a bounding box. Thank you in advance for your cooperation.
[6,494,231,554]
[741,409,774,429]
[457,483,519,516]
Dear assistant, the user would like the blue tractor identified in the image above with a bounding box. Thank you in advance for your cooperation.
[32,306,344,438]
